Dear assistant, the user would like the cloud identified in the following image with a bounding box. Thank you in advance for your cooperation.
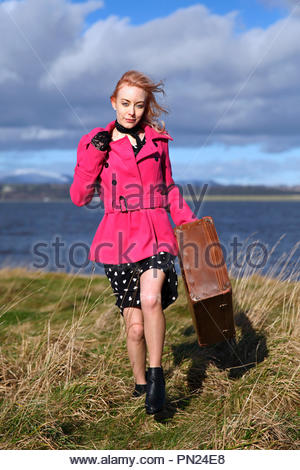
[1,0,300,156]
[258,0,300,10]
[172,153,300,185]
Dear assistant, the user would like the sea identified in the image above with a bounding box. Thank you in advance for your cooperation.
[0,200,299,281]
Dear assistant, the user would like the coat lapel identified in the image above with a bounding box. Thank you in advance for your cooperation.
[135,124,173,164]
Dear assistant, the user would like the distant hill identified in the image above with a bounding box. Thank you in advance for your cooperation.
[177,179,222,187]
[177,181,300,196]
[0,169,73,184]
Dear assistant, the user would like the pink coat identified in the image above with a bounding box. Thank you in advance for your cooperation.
[69,119,197,264]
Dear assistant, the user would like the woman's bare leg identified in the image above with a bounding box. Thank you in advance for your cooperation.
[123,306,147,384]
[139,269,166,367]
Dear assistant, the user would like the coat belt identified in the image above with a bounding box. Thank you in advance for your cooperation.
[104,194,169,214]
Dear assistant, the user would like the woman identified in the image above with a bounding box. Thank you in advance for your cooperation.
[70,70,196,414]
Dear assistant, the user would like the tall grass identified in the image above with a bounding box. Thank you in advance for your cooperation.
[0,238,299,450]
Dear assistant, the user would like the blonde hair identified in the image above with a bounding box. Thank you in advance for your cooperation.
[110,70,168,132]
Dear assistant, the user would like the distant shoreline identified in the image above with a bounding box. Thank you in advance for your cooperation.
[1,195,300,203]
[185,194,300,201]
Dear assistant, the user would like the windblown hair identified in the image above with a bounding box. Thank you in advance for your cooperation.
[110,70,168,132]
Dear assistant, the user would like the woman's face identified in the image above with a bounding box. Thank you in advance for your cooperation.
[111,84,147,129]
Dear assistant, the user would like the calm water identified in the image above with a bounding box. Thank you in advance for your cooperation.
[0,200,299,280]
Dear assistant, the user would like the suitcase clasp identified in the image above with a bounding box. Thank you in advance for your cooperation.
[191,295,200,301]
[219,303,228,309]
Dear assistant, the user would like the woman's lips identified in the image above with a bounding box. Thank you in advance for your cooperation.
[126,119,135,122]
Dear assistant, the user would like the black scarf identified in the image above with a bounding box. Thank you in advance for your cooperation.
[115,120,144,154]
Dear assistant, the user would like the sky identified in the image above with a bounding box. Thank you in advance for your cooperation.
[0,0,300,185]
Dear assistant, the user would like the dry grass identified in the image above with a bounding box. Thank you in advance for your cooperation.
[0,239,299,450]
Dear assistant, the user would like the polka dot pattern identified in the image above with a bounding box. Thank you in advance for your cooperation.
[103,252,178,316]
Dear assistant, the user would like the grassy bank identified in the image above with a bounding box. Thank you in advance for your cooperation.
[0,249,299,450]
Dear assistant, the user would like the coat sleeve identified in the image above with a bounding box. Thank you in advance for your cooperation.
[162,140,197,226]
[69,133,106,207]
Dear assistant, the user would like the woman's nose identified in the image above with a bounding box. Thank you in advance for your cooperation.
[129,106,135,116]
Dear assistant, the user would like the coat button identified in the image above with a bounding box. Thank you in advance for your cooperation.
[155,156,159,161]
[104,162,109,168]
[112,179,117,185]
[154,142,158,147]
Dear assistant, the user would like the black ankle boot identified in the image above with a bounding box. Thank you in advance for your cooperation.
[145,366,165,414]
[132,370,148,398]
[132,383,147,398]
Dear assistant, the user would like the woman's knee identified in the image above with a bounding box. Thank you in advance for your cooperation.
[126,322,145,342]
[140,292,162,311]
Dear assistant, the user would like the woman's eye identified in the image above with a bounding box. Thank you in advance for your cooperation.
[121,102,144,108]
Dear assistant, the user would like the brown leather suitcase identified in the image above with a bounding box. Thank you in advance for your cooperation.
[174,216,235,347]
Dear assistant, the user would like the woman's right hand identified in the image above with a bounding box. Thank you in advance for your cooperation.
[91,131,111,151]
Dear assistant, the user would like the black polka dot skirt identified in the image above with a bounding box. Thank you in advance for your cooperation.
[103,251,178,316]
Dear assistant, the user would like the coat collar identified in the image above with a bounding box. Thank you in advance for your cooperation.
[102,119,174,142]
[144,123,173,142]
